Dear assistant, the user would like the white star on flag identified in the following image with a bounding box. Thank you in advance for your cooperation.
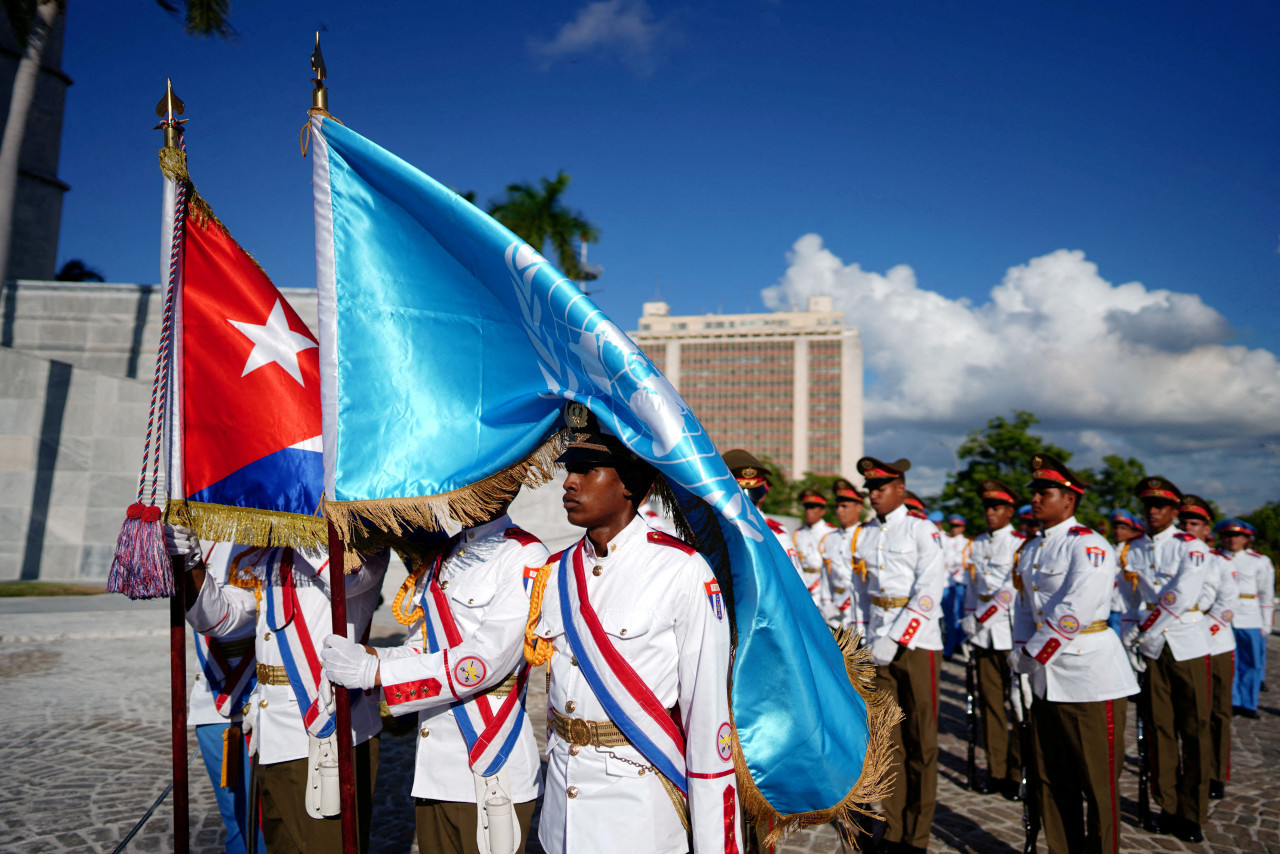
[227,299,318,386]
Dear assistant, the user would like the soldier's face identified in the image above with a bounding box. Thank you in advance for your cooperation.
[835,500,860,528]
[1180,517,1212,541]
[1030,485,1076,526]
[868,479,905,516]
[803,504,826,525]
[562,464,631,529]
[1221,532,1247,552]
[1111,521,1137,542]
[1143,500,1178,533]
[983,503,1014,531]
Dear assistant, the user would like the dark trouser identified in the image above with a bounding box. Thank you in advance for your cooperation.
[1031,696,1126,854]
[874,645,939,850]
[257,737,379,854]
[1141,647,1209,824]
[1208,651,1234,783]
[973,645,1020,783]
[415,798,537,854]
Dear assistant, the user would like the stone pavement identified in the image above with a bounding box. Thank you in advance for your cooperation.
[2,594,1277,853]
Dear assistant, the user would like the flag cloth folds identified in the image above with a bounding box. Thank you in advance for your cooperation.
[309,115,897,837]
[163,151,326,548]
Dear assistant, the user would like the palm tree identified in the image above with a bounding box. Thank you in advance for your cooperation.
[0,1,232,287]
[488,171,600,282]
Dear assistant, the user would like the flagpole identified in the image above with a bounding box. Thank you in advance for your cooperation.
[327,521,358,854]
[157,79,190,854]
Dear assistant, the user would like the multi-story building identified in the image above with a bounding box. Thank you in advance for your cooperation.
[630,296,863,480]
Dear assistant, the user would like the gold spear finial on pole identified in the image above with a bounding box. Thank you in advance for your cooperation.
[311,32,328,111]
[154,78,187,149]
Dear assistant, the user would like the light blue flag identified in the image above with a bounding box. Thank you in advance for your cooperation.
[310,115,893,833]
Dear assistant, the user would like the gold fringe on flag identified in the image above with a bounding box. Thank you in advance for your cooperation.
[731,628,903,848]
[323,432,567,557]
[165,500,328,550]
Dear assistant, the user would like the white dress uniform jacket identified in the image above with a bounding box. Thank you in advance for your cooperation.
[943,533,970,588]
[820,525,859,629]
[1012,517,1138,703]
[374,515,548,803]
[533,516,740,854]
[793,519,836,609]
[188,541,257,727]
[962,525,1024,651]
[1228,549,1276,632]
[186,546,388,765]
[855,504,947,650]
[1201,549,1239,656]
[1124,526,1214,661]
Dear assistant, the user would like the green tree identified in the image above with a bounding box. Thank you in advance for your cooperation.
[936,411,1073,530]
[488,171,600,282]
[1078,454,1147,523]
[1241,501,1280,564]
[0,1,232,286]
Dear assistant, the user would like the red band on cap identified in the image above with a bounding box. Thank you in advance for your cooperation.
[862,468,897,480]
[1138,488,1179,501]
[803,496,828,506]
[1179,504,1210,519]
[981,490,1014,503]
[834,489,860,500]
[1031,468,1084,494]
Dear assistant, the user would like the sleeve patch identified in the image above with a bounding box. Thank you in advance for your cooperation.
[997,589,1014,606]
[1057,614,1080,635]
[717,722,733,760]
[979,604,998,623]
[648,530,697,555]
[705,580,725,621]
[900,618,921,644]
[1034,637,1061,664]
[383,677,442,706]
[916,595,936,613]
[1141,607,1163,631]
[931,531,942,546]
[1161,590,1178,607]
[504,527,540,546]
[1221,609,1235,622]
[723,784,738,854]
[1085,546,1106,567]
[452,656,488,689]
[1188,550,1205,566]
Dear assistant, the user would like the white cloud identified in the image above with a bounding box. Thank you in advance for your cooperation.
[530,0,670,74]
[763,235,1280,512]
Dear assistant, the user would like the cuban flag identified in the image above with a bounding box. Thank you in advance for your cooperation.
[164,184,326,547]
[308,116,891,834]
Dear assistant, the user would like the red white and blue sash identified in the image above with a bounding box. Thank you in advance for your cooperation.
[263,549,337,738]
[420,551,529,777]
[558,542,689,795]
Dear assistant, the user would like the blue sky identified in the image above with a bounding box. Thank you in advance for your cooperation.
[55,1,1280,510]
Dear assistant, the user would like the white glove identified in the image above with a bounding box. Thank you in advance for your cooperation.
[162,523,202,568]
[1126,645,1147,673]
[1009,647,1041,675]
[1137,629,1164,660]
[870,635,900,666]
[1121,623,1141,649]
[321,634,379,691]
[960,614,980,639]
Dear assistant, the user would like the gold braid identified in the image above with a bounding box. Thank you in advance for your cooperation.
[524,563,555,666]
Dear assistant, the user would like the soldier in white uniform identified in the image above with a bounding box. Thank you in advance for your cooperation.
[958,479,1024,800]
[722,449,801,578]
[1010,454,1138,854]
[792,489,836,617]
[822,479,866,634]
[854,456,945,854]
[1122,476,1214,843]
[1218,519,1274,718]
[1178,495,1239,802]
[188,541,263,854]
[941,514,970,659]
[320,492,549,854]
[167,529,389,854]
[526,405,741,854]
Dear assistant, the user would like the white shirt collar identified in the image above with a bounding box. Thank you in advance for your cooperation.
[1042,515,1079,539]
[584,513,649,560]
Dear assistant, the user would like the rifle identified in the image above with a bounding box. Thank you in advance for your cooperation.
[964,644,980,791]
[1137,670,1155,832]
[1011,673,1040,854]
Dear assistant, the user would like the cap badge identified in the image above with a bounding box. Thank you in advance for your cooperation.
[565,402,591,428]
[1031,455,1043,468]
[741,467,757,478]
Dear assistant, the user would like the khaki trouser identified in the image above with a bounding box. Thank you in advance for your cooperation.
[257,737,379,854]
[1031,696,1126,854]
[973,645,1021,783]
[874,645,940,850]
[1208,650,1234,783]
[415,798,537,854]
[1141,646,1210,823]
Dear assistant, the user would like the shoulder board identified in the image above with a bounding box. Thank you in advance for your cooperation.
[908,510,927,520]
[1012,530,1027,539]
[1247,549,1263,557]
[766,518,786,534]
[1173,532,1196,542]
[1067,526,1095,537]
[547,548,567,565]
[647,530,697,555]
[504,527,541,547]
[1211,548,1227,557]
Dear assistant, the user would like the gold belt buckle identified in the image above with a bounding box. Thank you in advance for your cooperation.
[568,718,592,747]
